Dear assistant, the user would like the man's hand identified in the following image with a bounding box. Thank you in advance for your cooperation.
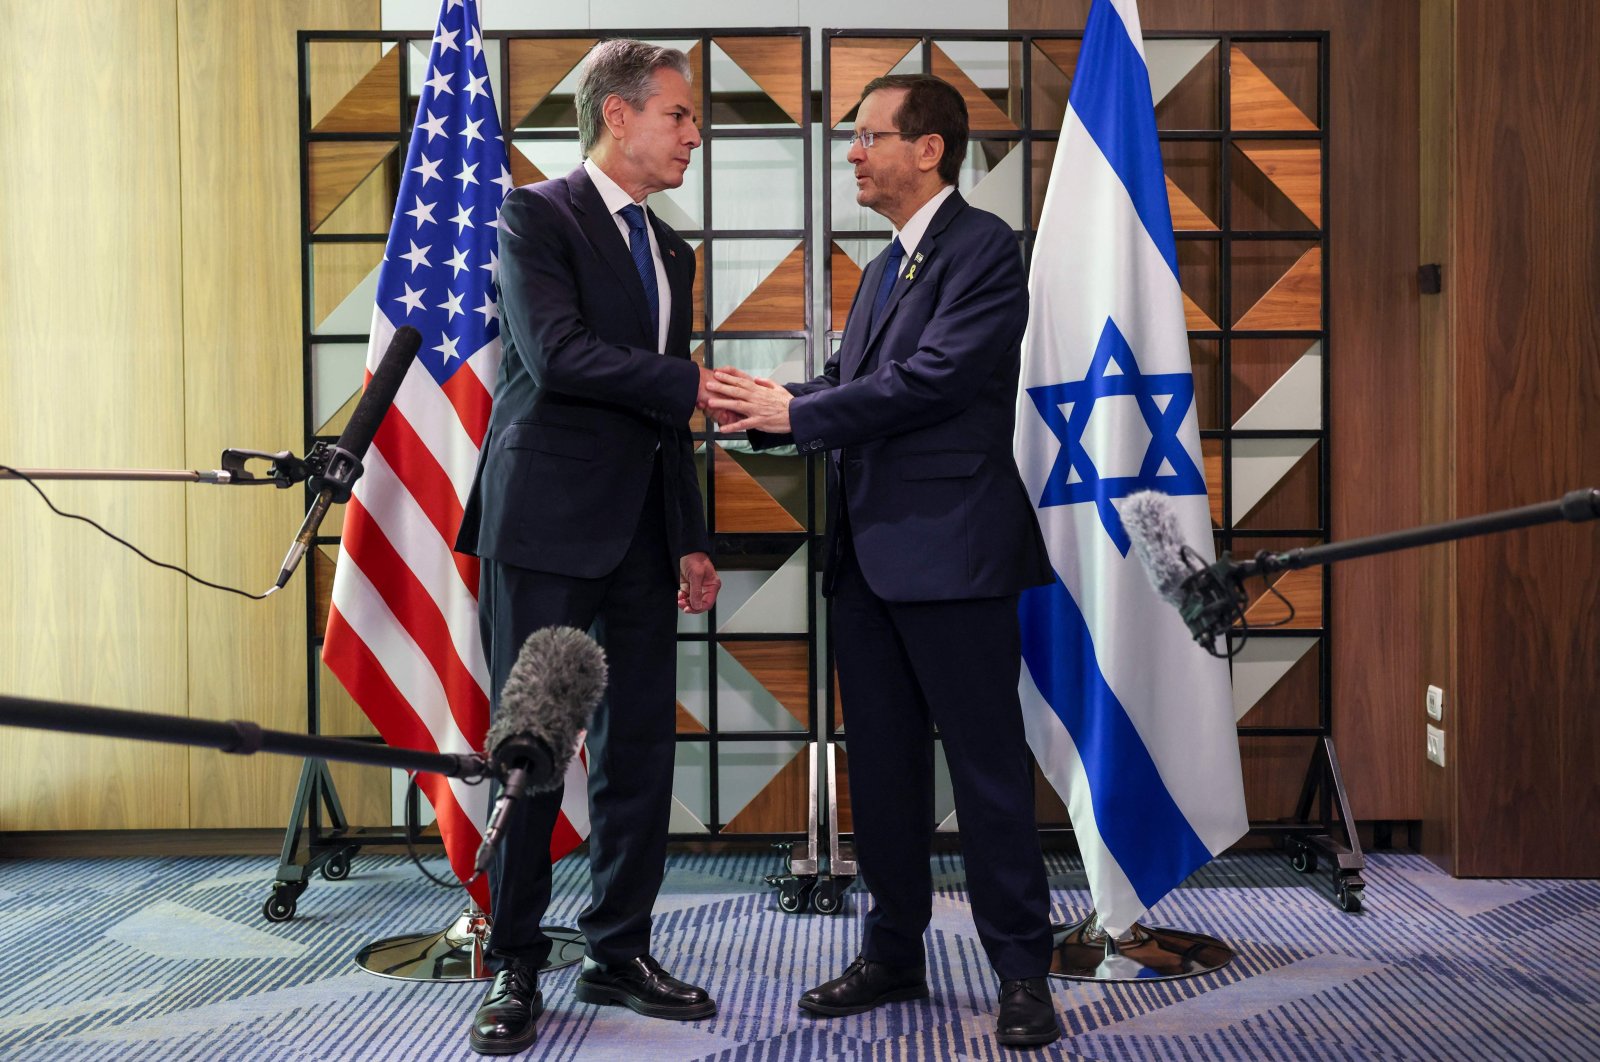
[696,366,741,428]
[706,370,794,433]
[696,365,715,412]
[678,551,721,614]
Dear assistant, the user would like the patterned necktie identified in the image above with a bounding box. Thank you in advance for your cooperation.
[618,203,660,347]
[869,237,905,332]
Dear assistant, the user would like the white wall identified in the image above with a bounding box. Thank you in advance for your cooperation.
[381,0,1013,88]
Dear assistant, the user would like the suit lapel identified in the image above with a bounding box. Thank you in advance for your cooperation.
[567,167,655,343]
[650,211,692,357]
[848,192,968,375]
[862,239,924,354]
[841,252,887,383]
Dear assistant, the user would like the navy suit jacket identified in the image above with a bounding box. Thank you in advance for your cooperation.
[755,191,1051,602]
[455,166,708,577]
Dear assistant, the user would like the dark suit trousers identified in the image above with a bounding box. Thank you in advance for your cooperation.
[477,457,678,969]
[832,537,1052,981]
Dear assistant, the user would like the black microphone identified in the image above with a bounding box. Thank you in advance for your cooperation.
[273,326,422,590]
[473,626,608,876]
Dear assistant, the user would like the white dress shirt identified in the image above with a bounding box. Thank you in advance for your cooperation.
[890,184,957,277]
[584,157,671,353]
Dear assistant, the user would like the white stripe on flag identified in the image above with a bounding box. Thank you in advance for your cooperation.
[373,310,484,500]
[467,334,501,394]
[1018,667,1144,923]
[350,446,490,688]
[331,556,478,759]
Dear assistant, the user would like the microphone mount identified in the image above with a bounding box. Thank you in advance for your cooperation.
[2,447,323,488]
[1177,488,1600,657]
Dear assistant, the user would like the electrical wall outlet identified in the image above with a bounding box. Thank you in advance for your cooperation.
[1426,724,1446,766]
[1426,685,1444,721]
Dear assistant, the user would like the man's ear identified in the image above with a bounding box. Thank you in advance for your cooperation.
[919,133,946,174]
[601,93,628,141]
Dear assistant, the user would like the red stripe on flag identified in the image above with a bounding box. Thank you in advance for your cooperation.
[550,814,583,863]
[415,771,493,910]
[441,362,494,448]
[323,607,491,911]
[372,408,465,547]
[339,496,490,743]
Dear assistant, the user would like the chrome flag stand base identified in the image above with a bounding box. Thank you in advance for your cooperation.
[1049,912,1233,983]
[356,902,585,982]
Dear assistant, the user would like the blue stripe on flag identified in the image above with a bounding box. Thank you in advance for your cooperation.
[1068,0,1179,278]
[1019,575,1214,907]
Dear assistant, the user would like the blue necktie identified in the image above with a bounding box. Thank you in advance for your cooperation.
[869,237,905,332]
[618,204,660,346]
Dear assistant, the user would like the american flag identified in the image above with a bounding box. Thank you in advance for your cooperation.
[322,0,589,911]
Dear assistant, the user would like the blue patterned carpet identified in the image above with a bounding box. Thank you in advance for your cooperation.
[1,848,1597,1060]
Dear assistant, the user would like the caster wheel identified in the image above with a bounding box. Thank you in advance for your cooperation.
[321,850,353,881]
[1337,885,1364,913]
[778,877,816,914]
[263,893,296,923]
[1291,847,1318,874]
[812,879,843,915]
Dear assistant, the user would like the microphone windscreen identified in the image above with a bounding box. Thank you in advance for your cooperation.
[1122,490,1193,606]
[485,626,608,791]
[336,326,423,462]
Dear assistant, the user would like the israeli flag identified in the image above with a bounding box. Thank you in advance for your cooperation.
[1014,0,1247,935]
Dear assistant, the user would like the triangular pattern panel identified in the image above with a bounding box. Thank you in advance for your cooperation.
[829,39,919,126]
[313,48,400,134]
[716,37,806,125]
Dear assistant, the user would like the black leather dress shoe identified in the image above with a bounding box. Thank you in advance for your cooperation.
[797,956,929,1017]
[468,964,543,1055]
[573,955,717,1020]
[996,977,1061,1048]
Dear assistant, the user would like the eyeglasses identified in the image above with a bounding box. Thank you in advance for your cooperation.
[847,130,925,149]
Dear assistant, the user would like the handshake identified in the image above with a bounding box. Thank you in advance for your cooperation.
[694,365,796,434]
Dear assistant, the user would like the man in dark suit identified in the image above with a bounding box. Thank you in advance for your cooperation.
[708,74,1061,1048]
[455,39,721,1055]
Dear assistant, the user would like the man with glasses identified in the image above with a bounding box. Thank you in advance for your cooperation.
[708,73,1061,1049]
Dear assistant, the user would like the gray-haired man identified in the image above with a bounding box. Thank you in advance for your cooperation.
[456,38,720,1055]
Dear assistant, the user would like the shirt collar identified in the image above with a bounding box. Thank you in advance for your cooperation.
[892,184,956,259]
[583,157,645,216]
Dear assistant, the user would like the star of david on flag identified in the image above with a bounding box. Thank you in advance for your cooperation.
[322,0,589,913]
[1014,0,1247,937]
[1026,316,1207,554]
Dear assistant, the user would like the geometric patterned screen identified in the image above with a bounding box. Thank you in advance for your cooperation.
[300,28,821,839]
[822,30,1331,824]
[300,26,1329,840]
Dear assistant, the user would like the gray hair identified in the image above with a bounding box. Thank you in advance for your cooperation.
[576,39,693,155]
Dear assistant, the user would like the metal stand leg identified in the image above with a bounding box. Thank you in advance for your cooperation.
[768,741,821,912]
[264,757,358,922]
[766,741,856,914]
[1285,736,1367,912]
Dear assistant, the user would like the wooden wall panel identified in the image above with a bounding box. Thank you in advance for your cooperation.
[1218,0,1424,827]
[1011,1,1425,822]
[0,1,190,829]
[177,0,377,828]
[1449,0,1600,876]
[1417,0,1459,872]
